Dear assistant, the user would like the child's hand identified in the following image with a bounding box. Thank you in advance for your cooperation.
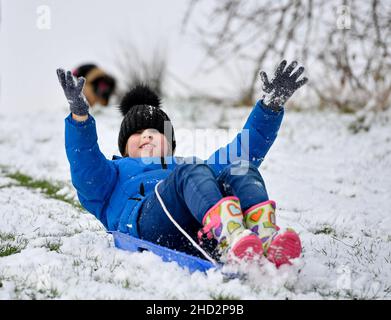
[260,60,308,112]
[56,68,90,116]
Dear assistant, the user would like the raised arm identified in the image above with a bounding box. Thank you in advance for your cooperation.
[260,60,308,112]
[206,100,284,175]
[57,68,117,226]
[57,68,90,121]
[207,60,308,175]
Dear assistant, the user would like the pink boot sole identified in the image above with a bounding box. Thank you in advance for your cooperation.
[231,234,264,260]
[267,230,302,267]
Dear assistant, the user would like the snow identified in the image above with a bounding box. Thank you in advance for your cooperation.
[0,102,390,299]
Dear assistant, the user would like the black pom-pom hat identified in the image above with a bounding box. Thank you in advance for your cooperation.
[118,85,176,156]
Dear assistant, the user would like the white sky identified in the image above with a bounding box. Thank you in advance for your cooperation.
[0,0,228,113]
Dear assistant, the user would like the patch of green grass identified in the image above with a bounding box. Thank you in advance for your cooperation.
[313,225,337,237]
[72,258,82,267]
[38,287,60,299]
[0,183,17,189]
[0,232,16,242]
[122,279,131,289]
[44,239,62,253]
[49,288,60,298]
[211,293,239,300]
[0,244,23,257]
[0,234,28,257]
[4,171,83,210]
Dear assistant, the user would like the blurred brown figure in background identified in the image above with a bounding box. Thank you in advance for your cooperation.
[72,64,116,107]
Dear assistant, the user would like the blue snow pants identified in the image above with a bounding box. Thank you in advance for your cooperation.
[137,161,269,256]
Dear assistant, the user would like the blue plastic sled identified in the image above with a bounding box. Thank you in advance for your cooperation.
[111,231,217,273]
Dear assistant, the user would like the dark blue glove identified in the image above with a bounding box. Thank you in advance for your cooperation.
[260,60,308,112]
[56,68,90,116]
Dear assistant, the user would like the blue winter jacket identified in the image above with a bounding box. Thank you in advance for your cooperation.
[65,100,284,237]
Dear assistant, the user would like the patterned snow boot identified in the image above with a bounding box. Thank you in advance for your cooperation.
[198,196,264,262]
[243,200,302,267]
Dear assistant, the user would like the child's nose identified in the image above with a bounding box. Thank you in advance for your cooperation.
[142,132,153,140]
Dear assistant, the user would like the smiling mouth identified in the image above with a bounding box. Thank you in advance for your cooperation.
[139,143,155,150]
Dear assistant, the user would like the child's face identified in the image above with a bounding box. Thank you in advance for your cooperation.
[126,128,170,158]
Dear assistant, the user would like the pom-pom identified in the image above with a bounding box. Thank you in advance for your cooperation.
[119,84,161,116]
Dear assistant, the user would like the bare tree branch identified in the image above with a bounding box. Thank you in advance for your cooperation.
[182,0,391,112]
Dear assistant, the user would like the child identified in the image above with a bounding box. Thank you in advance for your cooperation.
[57,60,308,267]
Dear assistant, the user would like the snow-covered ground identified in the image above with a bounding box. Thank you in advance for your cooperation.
[0,102,390,299]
